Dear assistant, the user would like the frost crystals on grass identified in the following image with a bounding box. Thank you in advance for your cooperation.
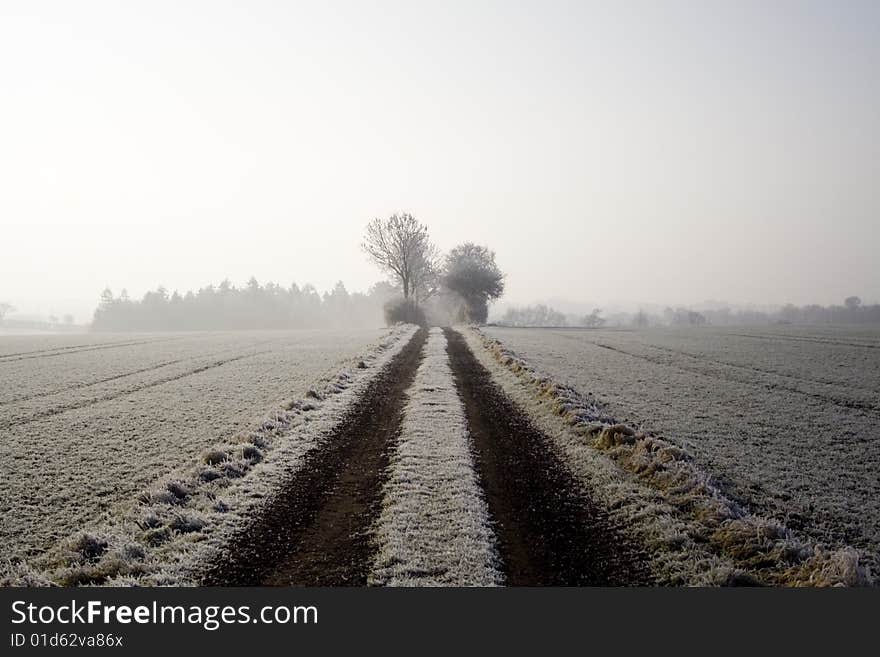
[369,328,502,587]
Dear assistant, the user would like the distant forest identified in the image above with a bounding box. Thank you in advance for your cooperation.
[92,279,395,331]
[90,277,880,333]
[497,297,880,328]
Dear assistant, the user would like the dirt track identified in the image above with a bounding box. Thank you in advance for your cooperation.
[203,329,428,585]
[444,329,650,585]
[205,327,650,586]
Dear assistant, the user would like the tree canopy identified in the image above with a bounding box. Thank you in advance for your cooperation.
[442,243,505,323]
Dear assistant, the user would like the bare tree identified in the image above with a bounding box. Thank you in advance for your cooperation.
[0,302,14,322]
[409,251,440,305]
[362,213,438,302]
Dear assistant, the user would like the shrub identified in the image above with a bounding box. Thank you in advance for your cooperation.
[383,298,427,326]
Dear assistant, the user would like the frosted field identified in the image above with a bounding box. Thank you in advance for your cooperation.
[484,325,880,563]
[0,329,389,564]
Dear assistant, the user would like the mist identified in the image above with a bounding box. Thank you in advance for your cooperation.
[2,1,878,325]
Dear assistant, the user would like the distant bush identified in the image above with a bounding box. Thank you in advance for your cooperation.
[383,298,427,327]
[579,308,606,328]
[664,307,707,327]
[498,304,567,327]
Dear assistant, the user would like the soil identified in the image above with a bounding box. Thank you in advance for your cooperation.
[444,328,651,585]
[203,328,428,585]
[204,326,650,586]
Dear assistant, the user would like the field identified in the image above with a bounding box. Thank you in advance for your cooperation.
[2,324,876,586]
[484,325,880,567]
[0,329,391,565]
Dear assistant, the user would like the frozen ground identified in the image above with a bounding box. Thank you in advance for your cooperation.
[483,325,880,563]
[0,329,391,565]
[0,332,112,353]
[369,329,502,586]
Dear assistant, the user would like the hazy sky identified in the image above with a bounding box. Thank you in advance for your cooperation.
[2,0,878,321]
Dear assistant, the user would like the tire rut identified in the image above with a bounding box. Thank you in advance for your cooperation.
[444,328,651,586]
[203,328,428,586]
[725,332,880,349]
[594,342,880,416]
[0,355,197,407]
[0,349,270,429]
[0,336,186,363]
[643,343,872,392]
[0,339,278,407]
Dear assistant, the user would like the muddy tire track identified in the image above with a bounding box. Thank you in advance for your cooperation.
[203,329,428,586]
[444,328,651,586]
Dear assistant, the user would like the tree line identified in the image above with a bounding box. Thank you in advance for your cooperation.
[495,297,880,328]
[726,297,880,325]
[498,305,602,328]
[644,297,880,327]
[91,279,397,331]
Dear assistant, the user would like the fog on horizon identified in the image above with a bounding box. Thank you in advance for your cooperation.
[1,0,878,323]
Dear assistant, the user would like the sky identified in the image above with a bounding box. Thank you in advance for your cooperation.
[1,0,878,322]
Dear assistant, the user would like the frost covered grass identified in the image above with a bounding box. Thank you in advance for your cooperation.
[465,327,874,586]
[1,326,417,585]
[0,329,392,565]
[481,325,880,568]
[369,329,502,587]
